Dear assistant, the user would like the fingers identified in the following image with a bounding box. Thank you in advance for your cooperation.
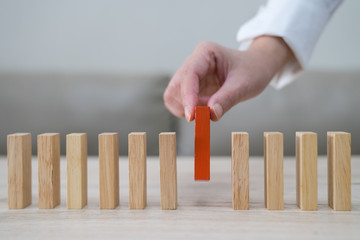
[163,88,185,118]
[181,42,220,121]
[164,42,219,122]
[163,72,186,118]
[163,68,199,121]
[181,71,199,121]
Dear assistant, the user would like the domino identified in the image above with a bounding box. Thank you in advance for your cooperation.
[159,132,177,210]
[66,133,88,209]
[99,132,119,209]
[327,132,351,211]
[38,133,61,209]
[4,130,354,212]
[7,133,32,209]
[128,132,147,209]
[296,132,318,210]
[194,106,210,181]
[264,132,284,210]
[231,132,249,210]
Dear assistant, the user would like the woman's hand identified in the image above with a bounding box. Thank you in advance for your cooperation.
[163,36,293,121]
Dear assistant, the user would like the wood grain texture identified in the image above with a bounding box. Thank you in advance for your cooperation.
[194,106,210,180]
[7,133,32,209]
[128,132,147,209]
[66,133,87,209]
[99,133,119,209]
[0,156,360,240]
[264,132,284,210]
[327,132,351,211]
[37,133,60,209]
[296,132,318,210]
[231,132,249,210]
[159,132,177,210]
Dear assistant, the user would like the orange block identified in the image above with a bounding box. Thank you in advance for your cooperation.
[194,106,210,180]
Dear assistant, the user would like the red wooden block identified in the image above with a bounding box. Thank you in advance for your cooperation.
[194,106,210,180]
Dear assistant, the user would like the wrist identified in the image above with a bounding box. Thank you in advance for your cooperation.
[248,35,293,80]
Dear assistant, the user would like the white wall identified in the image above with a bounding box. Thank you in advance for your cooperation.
[0,0,359,74]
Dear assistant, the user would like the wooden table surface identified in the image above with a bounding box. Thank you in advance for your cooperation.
[0,156,359,239]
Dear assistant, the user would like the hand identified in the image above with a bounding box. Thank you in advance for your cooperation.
[163,36,293,121]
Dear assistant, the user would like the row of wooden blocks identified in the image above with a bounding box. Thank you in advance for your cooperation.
[232,131,351,211]
[7,132,176,210]
[7,131,351,211]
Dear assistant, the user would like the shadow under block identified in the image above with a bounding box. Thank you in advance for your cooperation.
[231,132,249,210]
[296,132,318,210]
[7,133,32,209]
[194,106,210,181]
[159,132,177,210]
[327,132,351,211]
[99,133,119,209]
[264,132,284,210]
[66,133,88,209]
[128,132,147,209]
[38,133,61,209]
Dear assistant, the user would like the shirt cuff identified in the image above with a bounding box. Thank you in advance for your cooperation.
[236,0,342,89]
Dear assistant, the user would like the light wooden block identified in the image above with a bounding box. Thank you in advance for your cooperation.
[232,132,249,210]
[66,133,88,209]
[296,132,318,210]
[99,133,119,209]
[128,132,147,209]
[159,132,177,210]
[327,132,351,211]
[7,133,32,209]
[38,133,61,209]
[264,132,284,210]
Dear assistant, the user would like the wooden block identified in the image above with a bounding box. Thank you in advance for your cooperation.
[99,133,119,209]
[231,132,249,210]
[264,132,284,210]
[159,132,177,210]
[194,106,210,181]
[296,132,318,210]
[327,132,351,211]
[38,133,61,209]
[7,133,32,209]
[66,133,87,209]
[128,132,147,209]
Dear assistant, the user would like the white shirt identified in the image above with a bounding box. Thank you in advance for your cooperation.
[237,0,342,89]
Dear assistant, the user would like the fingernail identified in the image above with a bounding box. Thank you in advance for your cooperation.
[212,104,223,120]
[185,106,191,122]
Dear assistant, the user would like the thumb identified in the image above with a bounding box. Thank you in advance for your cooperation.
[207,80,246,121]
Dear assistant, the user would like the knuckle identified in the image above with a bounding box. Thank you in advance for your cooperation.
[163,91,168,103]
[163,89,173,103]
[196,41,216,53]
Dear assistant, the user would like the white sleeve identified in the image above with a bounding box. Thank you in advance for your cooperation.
[237,0,342,89]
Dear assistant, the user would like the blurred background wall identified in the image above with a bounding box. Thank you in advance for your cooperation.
[0,0,359,156]
[1,0,359,73]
